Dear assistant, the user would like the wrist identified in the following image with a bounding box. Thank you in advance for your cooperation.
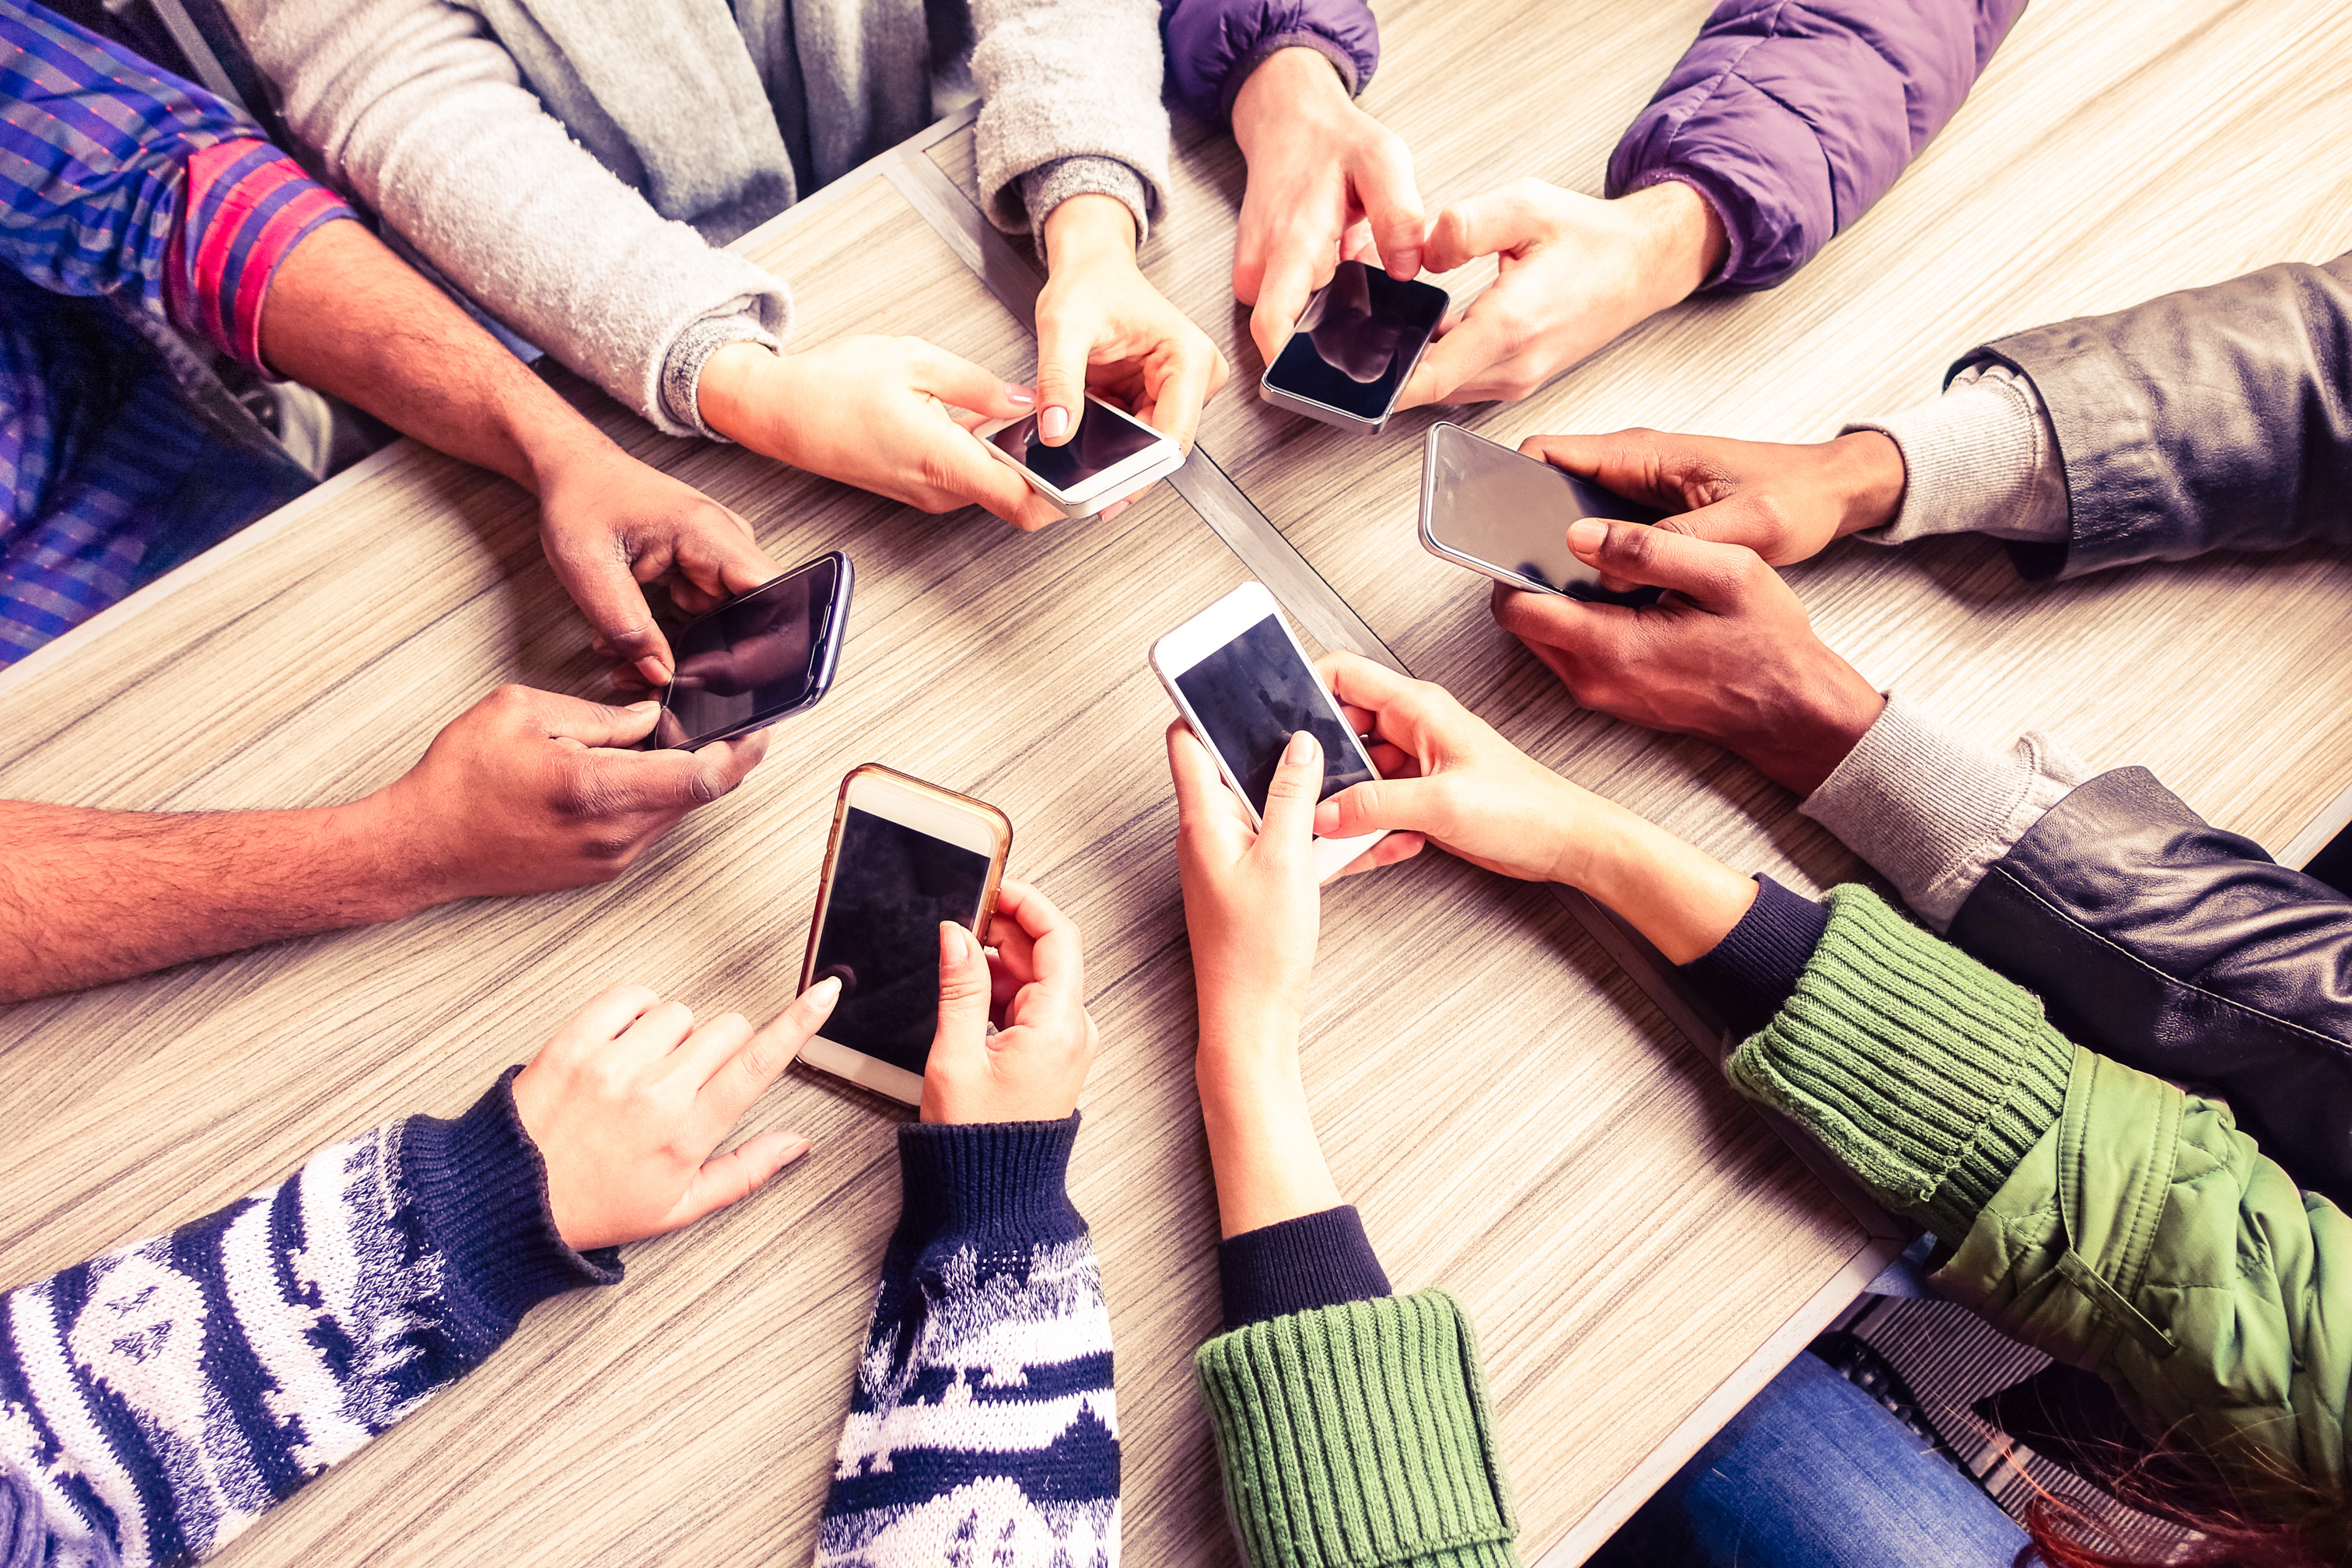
[1043,193,1139,272]
[1231,45,1349,157]
[1623,180,1727,310]
[1826,430,1908,539]
[1738,660,1888,797]
[695,340,786,452]
[324,791,450,921]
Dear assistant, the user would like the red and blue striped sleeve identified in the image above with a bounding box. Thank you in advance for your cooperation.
[1,0,355,372]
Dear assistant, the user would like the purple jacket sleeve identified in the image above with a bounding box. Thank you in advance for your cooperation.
[1608,0,2028,292]
[1160,0,1378,124]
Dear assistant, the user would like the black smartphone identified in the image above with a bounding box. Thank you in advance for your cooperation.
[646,551,852,751]
[1258,260,1450,435]
[1416,423,1668,607]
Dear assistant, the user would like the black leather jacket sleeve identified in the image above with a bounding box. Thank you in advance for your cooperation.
[1966,251,2352,580]
[1948,767,2352,1207]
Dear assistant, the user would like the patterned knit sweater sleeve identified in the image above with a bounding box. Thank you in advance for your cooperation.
[0,1068,618,1568]
[1194,1289,1520,1568]
[816,1115,1118,1566]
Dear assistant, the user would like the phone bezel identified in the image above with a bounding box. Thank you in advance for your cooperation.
[1416,423,1659,597]
[794,763,1012,1107]
[1256,261,1450,436]
[1146,581,1388,882]
[972,395,1185,516]
[650,551,854,751]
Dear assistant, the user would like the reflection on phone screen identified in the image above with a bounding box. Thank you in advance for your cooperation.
[1427,429,1664,598]
[655,556,842,748]
[1173,615,1374,813]
[1265,261,1447,422]
[809,808,991,1075]
[987,402,1160,492]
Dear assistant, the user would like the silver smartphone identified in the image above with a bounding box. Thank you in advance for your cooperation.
[972,395,1185,518]
[1418,422,1667,604]
[1258,260,1448,435]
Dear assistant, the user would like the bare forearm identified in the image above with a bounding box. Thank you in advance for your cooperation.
[1556,796,1760,965]
[1196,1033,1342,1239]
[258,219,616,497]
[0,796,434,1002]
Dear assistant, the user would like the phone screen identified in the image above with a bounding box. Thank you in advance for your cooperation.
[653,555,845,750]
[1173,614,1374,813]
[809,807,992,1075]
[987,401,1161,494]
[1426,428,1665,598]
[1264,261,1448,422]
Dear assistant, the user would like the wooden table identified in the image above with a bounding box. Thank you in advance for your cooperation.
[3,2,2349,1565]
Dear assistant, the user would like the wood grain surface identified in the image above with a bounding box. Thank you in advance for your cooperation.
[0,160,1864,1568]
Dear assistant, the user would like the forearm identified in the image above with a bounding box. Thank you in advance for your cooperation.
[1560,796,1762,966]
[1195,1023,1342,1239]
[0,794,436,1001]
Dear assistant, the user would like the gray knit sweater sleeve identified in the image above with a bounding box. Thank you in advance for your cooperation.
[1843,363,2069,547]
[972,0,1170,243]
[221,0,792,437]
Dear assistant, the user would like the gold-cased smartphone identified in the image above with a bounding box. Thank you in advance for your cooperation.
[796,764,1013,1105]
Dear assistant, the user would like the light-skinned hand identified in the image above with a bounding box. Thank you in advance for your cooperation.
[1395,179,1726,410]
[1515,429,1908,568]
[367,685,768,904]
[696,337,1068,532]
[921,880,1098,1124]
[1034,194,1229,464]
[512,978,834,1250]
[1490,521,1886,795]
[1230,46,1426,365]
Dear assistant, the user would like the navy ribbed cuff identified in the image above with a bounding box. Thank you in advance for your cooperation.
[1217,1205,1391,1332]
[1683,875,1831,1039]
[397,1066,622,1365]
[896,1115,1087,1249]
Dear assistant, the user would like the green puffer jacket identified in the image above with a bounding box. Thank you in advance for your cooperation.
[1729,886,2350,1519]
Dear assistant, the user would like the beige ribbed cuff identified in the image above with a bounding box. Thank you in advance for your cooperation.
[1022,155,1155,249]
[1845,364,2068,546]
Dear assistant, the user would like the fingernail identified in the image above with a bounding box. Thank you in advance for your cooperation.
[1285,730,1318,765]
[1568,520,1607,555]
[626,699,662,714]
[941,922,969,961]
[636,656,670,686]
[1006,383,1036,405]
[1040,405,1070,441]
[805,975,842,1010]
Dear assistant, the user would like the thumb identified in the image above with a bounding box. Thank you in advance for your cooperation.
[1566,518,1758,605]
[929,921,994,1062]
[521,689,664,750]
[1258,730,1324,851]
[660,1129,811,1235]
[1355,136,1426,279]
[1314,774,1441,840]
[547,541,675,686]
[1033,299,1094,447]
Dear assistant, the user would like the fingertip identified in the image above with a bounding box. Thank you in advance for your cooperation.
[1567,519,1607,557]
[1039,404,1073,446]
[803,974,842,1013]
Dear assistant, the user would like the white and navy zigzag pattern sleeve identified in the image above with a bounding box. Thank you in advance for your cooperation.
[817,1115,1118,1568]
[0,1069,618,1568]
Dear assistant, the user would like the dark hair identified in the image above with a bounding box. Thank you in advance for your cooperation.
[2021,1448,2348,1568]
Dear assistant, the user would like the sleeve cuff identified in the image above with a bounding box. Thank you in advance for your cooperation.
[397,1066,622,1366]
[1216,34,1361,121]
[1680,875,1830,1040]
[1725,886,2074,1242]
[1843,365,2069,548]
[894,1114,1087,1249]
[660,314,781,440]
[1216,1205,1391,1331]
[1801,694,2090,929]
[1020,156,1155,249]
[177,140,361,374]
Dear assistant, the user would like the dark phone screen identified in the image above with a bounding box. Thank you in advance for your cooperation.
[809,807,992,1075]
[1173,614,1374,814]
[986,401,1161,494]
[1264,261,1448,422]
[1426,427,1666,601]
[653,555,845,749]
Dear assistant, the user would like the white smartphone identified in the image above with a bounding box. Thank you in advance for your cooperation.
[1258,259,1449,435]
[796,764,1013,1106]
[974,395,1185,518]
[1150,581,1387,882]
[1418,422,1667,605]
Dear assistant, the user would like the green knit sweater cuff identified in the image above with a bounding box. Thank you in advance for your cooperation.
[1195,1287,1521,1568]
[1725,884,2073,1241]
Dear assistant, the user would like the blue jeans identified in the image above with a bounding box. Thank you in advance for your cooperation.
[1588,1351,2027,1568]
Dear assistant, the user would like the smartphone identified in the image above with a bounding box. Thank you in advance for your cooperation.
[973,394,1185,519]
[1150,581,1386,882]
[796,765,1013,1105]
[1259,259,1449,435]
[647,551,853,751]
[1418,422,1668,606]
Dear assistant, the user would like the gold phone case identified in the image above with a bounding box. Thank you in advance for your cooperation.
[797,763,1013,998]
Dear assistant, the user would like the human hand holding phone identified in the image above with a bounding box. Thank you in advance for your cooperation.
[512,979,834,1250]
[921,880,1098,1125]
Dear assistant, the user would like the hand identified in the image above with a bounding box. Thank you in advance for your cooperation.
[696,338,1067,532]
[369,685,768,905]
[921,880,1098,1124]
[1516,429,1906,566]
[1035,194,1229,460]
[1490,521,1886,796]
[532,444,780,688]
[1230,46,1425,365]
[512,978,835,1250]
[1395,179,1726,409]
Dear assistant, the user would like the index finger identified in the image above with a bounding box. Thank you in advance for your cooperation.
[699,977,842,1129]
[1311,649,1414,713]
[1249,241,1331,366]
[993,880,1084,1019]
